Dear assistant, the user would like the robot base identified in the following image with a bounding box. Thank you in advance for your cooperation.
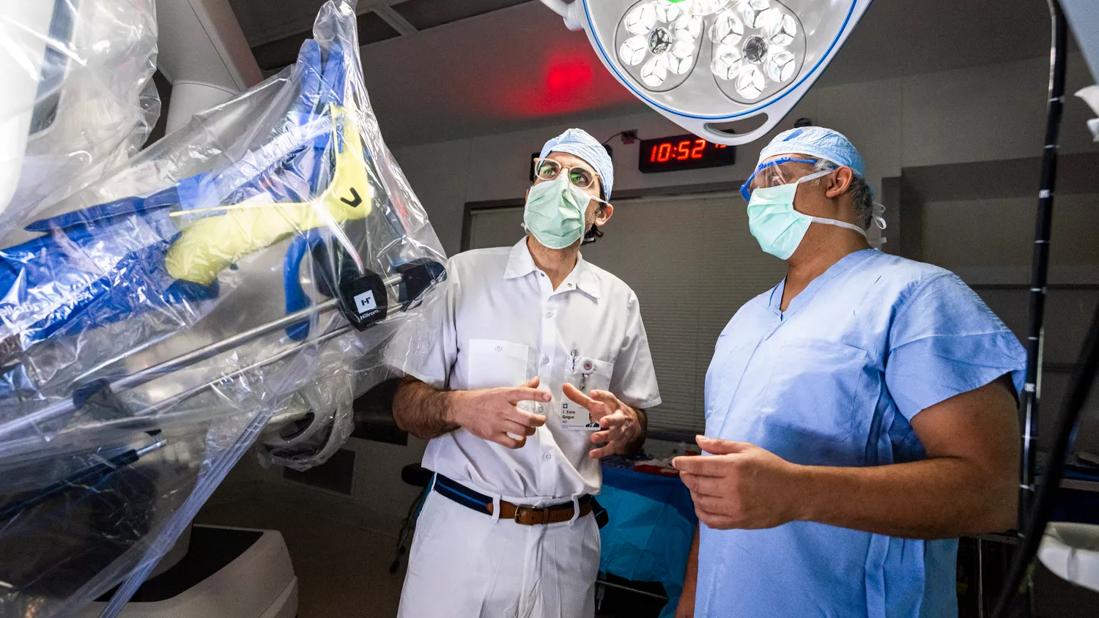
[84,525,298,617]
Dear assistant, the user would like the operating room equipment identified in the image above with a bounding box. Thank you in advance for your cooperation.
[78,524,299,617]
[0,263,440,452]
[1037,522,1099,594]
[538,0,874,145]
[1078,85,1099,141]
[0,1,448,615]
[0,440,166,522]
[1060,1,1099,83]
[0,0,160,231]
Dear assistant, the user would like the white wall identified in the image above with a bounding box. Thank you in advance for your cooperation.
[923,195,1099,284]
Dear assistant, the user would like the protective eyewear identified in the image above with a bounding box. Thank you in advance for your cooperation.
[534,158,598,191]
[739,156,824,201]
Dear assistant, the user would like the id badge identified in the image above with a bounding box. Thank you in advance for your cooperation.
[559,399,600,431]
[561,351,600,431]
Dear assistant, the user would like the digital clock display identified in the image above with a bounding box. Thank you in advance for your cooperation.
[638,134,735,173]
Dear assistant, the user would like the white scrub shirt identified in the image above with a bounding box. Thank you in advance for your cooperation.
[698,248,1026,618]
[392,238,661,502]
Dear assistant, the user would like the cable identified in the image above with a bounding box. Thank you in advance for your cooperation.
[1018,0,1068,521]
[0,440,166,522]
[993,2,1070,612]
[601,131,627,145]
[992,284,1099,617]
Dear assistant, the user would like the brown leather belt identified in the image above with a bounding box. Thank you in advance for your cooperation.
[495,498,594,525]
[433,473,593,525]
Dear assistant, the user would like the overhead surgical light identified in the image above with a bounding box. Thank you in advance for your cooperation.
[539,0,873,145]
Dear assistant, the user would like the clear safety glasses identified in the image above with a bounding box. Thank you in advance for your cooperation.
[534,158,598,190]
[738,155,824,201]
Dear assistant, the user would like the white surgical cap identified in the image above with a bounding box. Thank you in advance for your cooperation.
[757,126,865,177]
[540,128,614,199]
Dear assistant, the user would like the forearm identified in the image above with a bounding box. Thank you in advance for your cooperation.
[392,377,459,439]
[794,457,1016,538]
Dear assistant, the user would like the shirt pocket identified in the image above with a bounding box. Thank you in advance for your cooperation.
[754,339,876,466]
[465,338,530,389]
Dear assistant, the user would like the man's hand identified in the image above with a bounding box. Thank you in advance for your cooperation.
[562,383,644,459]
[673,435,804,530]
[448,377,551,449]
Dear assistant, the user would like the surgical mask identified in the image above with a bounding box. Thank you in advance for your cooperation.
[523,174,593,249]
[746,169,868,260]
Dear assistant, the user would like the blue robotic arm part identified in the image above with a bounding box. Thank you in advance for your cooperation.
[0,38,351,361]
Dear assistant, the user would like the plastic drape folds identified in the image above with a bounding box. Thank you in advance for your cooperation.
[0,1,447,616]
[0,0,160,232]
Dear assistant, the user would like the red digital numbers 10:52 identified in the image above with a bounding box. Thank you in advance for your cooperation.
[650,138,708,162]
[638,135,735,173]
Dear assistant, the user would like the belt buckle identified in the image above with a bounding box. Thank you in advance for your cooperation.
[515,505,553,525]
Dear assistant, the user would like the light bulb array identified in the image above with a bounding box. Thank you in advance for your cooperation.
[615,0,805,102]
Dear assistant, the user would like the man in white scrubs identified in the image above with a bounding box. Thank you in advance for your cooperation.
[391,128,661,618]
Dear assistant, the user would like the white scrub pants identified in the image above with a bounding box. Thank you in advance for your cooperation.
[397,490,601,618]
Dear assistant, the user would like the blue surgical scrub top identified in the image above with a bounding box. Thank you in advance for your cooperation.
[698,249,1025,618]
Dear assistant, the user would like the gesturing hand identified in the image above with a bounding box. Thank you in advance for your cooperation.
[673,435,805,530]
[562,383,642,459]
[449,377,550,449]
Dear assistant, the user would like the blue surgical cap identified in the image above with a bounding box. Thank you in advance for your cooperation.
[540,128,614,199]
[756,126,865,177]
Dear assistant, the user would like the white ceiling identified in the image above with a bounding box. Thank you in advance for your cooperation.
[233,0,1063,147]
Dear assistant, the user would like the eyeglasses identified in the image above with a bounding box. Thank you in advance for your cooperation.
[534,158,598,191]
[739,156,824,201]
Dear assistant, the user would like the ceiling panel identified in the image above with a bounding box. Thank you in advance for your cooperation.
[393,0,529,31]
[251,11,398,71]
[229,0,332,47]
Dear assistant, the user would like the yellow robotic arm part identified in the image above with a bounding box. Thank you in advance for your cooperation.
[165,105,374,285]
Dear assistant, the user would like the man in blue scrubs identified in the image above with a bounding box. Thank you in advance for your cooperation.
[673,127,1026,617]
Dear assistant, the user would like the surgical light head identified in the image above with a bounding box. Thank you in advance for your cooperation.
[540,128,614,199]
[540,0,873,145]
